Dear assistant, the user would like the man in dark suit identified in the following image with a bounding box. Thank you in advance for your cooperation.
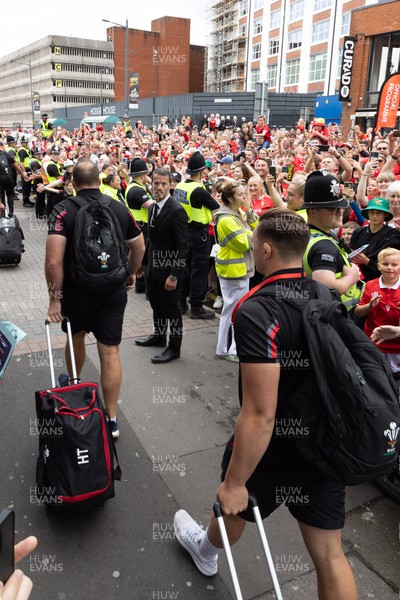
[135,168,189,364]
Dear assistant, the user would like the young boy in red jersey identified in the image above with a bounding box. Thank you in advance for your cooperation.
[355,247,400,375]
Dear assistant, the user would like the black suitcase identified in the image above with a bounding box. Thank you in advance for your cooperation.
[34,318,121,511]
[0,213,24,265]
[214,495,284,600]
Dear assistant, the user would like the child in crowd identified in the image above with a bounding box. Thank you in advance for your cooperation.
[354,247,400,376]
[342,221,361,245]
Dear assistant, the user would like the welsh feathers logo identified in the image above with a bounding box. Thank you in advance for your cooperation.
[98,252,110,269]
[383,421,399,456]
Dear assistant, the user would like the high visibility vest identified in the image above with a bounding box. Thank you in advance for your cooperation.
[18,147,32,169]
[102,185,121,202]
[303,228,365,309]
[296,208,308,222]
[174,180,213,225]
[41,121,53,138]
[6,147,19,164]
[215,211,256,279]
[44,160,63,189]
[124,181,152,224]
[123,120,133,133]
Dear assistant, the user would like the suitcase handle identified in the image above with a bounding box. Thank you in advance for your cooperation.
[45,318,78,388]
[213,495,284,600]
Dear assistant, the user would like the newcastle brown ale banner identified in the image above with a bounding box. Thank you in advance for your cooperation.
[338,37,356,102]
[376,72,400,129]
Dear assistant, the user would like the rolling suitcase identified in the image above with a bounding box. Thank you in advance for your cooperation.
[0,213,24,265]
[35,318,121,510]
[213,495,284,600]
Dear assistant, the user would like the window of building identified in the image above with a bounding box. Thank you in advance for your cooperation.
[251,68,260,90]
[314,0,331,11]
[286,59,300,84]
[270,9,281,29]
[310,52,327,81]
[252,43,262,60]
[289,0,304,22]
[240,0,248,16]
[269,38,280,56]
[288,29,302,50]
[341,13,350,36]
[254,17,263,35]
[267,64,278,88]
[240,24,247,37]
[312,20,330,43]
[254,0,264,9]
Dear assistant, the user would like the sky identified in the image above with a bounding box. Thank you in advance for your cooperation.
[1,0,207,58]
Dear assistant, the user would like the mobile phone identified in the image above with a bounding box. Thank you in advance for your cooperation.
[344,182,353,189]
[392,131,400,138]
[282,166,289,174]
[0,509,14,584]
[319,145,329,152]
[240,151,246,159]
[269,165,276,178]
[370,151,379,159]
[348,244,369,259]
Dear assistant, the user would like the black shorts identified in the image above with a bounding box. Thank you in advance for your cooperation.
[61,286,127,346]
[221,436,345,531]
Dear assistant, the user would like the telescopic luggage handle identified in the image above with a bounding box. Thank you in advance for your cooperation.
[44,317,78,388]
[213,495,284,600]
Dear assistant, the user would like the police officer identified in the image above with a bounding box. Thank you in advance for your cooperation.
[17,137,34,208]
[125,157,155,293]
[123,114,133,139]
[37,113,54,142]
[302,170,362,308]
[44,146,64,217]
[174,151,220,318]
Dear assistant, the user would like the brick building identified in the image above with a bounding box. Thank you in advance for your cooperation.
[107,16,205,104]
[341,0,400,134]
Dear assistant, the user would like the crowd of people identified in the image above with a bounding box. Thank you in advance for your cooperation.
[1,111,400,599]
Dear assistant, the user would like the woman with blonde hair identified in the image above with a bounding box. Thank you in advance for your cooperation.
[213,180,258,361]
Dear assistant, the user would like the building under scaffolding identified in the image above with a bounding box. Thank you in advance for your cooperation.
[205,0,247,93]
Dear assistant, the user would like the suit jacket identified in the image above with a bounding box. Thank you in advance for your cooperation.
[145,196,189,283]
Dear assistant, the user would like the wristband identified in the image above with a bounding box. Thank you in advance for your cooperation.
[361,173,368,177]
[391,155,398,161]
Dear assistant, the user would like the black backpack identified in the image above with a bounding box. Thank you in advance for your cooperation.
[0,152,12,182]
[70,195,130,293]
[285,282,400,485]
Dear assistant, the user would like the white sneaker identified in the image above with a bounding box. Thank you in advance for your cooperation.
[173,510,218,576]
[213,296,223,309]
[216,354,239,363]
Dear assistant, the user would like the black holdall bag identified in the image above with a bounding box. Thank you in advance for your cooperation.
[35,319,121,511]
[69,195,130,293]
[0,213,24,266]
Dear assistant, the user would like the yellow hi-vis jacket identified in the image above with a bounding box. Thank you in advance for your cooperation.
[214,207,258,279]
[174,180,213,225]
[303,228,365,309]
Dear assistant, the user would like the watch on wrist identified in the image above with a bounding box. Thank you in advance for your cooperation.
[169,275,178,281]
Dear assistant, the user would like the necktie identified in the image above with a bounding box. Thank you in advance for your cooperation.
[152,204,160,226]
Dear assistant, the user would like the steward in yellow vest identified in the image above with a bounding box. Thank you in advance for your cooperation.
[38,113,54,141]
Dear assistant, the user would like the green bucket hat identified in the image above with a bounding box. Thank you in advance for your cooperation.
[361,197,393,221]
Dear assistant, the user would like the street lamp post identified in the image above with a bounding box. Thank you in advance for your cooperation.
[100,68,104,115]
[14,59,34,128]
[152,49,158,128]
[103,18,129,113]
